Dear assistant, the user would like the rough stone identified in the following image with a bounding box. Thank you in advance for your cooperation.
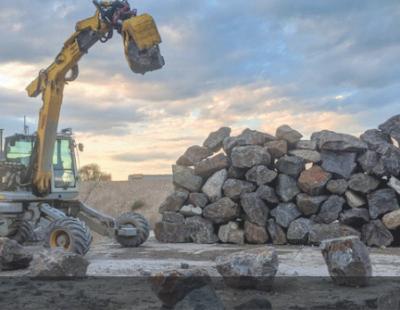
[345,190,367,208]
[315,196,345,224]
[188,193,208,209]
[367,189,399,220]
[194,154,229,178]
[382,209,400,230]
[223,136,238,155]
[276,155,305,178]
[360,129,391,151]
[321,236,372,287]
[296,140,317,150]
[256,185,279,205]
[264,140,288,158]
[227,166,247,179]
[218,222,244,244]
[357,150,379,174]
[339,208,370,226]
[379,114,400,144]
[174,285,224,310]
[215,248,279,291]
[298,166,332,196]
[203,127,231,152]
[180,205,203,217]
[314,130,368,153]
[155,221,191,243]
[173,165,203,192]
[289,149,321,163]
[231,145,271,168]
[236,128,275,146]
[245,165,277,186]
[276,174,300,202]
[321,151,357,179]
[266,219,287,245]
[201,169,227,202]
[186,216,218,244]
[388,176,400,195]
[287,218,312,244]
[222,179,256,201]
[348,173,380,194]
[362,220,394,247]
[244,221,269,244]
[162,212,185,224]
[241,193,269,226]
[177,146,213,166]
[29,249,89,278]
[159,190,189,213]
[203,197,240,224]
[276,125,303,144]
[0,238,32,271]
[326,179,348,195]
[309,222,361,245]
[296,194,328,216]
[380,144,400,176]
[270,203,301,228]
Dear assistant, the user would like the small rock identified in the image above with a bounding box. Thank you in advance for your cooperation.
[315,196,345,224]
[326,179,348,195]
[245,165,277,186]
[173,165,203,192]
[177,146,213,166]
[203,197,240,224]
[29,248,89,278]
[367,189,399,220]
[234,298,272,310]
[388,176,400,195]
[159,190,189,213]
[162,212,185,224]
[296,140,317,150]
[241,193,269,226]
[265,140,288,158]
[321,236,372,287]
[360,129,391,151]
[188,193,209,209]
[339,209,370,226]
[276,125,303,144]
[194,154,229,178]
[348,173,380,194]
[321,151,357,179]
[314,130,367,153]
[215,248,279,291]
[362,220,393,247]
[227,166,247,179]
[180,205,203,217]
[155,221,191,243]
[201,169,228,202]
[174,285,224,310]
[276,155,305,177]
[223,179,256,200]
[218,222,244,244]
[289,149,321,163]
[345,190,367,208]
[276,174,300,202]
[231,145,271,168]
[296,194,328,216]
[0,238,32,271]
[256,185,279,204]
[379,114,400,144]
[186,216,218,244]
[236,128,275,146]
[298,166,332,196]
[203,127,231,152]
[270,203,301,228]
[382,210,400,230]
[266,219,287,245]
[287,218,312,244]
[309,222,361,245]
[244,221,269,244]
[357,150,379,174]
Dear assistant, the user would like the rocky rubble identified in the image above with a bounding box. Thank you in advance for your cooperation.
[156,115,400,247]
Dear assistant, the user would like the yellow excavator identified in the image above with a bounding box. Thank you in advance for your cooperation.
[0,0,164,254]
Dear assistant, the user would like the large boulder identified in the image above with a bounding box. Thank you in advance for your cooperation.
[223,179,256,200]
[321,236,372,287]
[287,218,312,244]
[276,174,300,202]
[377,144,400,176]
[203,197,240,224]
[266,219,287,245]
[264,140,288,158]
[186,216,218,244]
[321,151,357,179]
[241,193,269,226]
[313,130,367,153]
[223,136,239,155]
[159,190,189,213]
[231,146,271,168]
[227,166,247,179]
[296,140,317,150]
[245,165,277,186]
[215,248,279,291]
[326,179,348,195]
[270,203,301,228]
[339,208,370,227]
[357,150,379,174]
[298,166,332,196]
[276,125,303,144]
[162,212,185,224]
[218,222,244,244]
[194,154,229,178]
[360,129,391,151]
[382,209,400,230]
[236,128,275,146]
[309,222,361,245]
[0,238,32,271]
[155,221,191,243]
[203,127,231,152]
[256,185,279,205]
[367,188,399,220]
[244,221,269,244]
[361,220,393,247]
[289,149,321,163]
[173,165,203,192]
[348,173,380,194]
[276,155,305,177]
[379,114,400,144]
[201,169,228,202]
[315,195,345,224]
[177,146,213,166]
[296,194,328,216]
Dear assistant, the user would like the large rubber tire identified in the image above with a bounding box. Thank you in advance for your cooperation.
[9,220,35,244]
[116,212,150,248]
[45,217,92,255]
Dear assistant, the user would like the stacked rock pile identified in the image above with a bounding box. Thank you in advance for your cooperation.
[155,115,400,247]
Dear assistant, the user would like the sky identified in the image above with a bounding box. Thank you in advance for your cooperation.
[0,0,399,180]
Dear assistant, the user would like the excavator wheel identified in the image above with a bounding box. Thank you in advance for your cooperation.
[45,217,92,255]
[116,212,150,247]
[10,220,35,245]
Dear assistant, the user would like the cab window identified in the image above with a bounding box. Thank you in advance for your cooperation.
[6,140,33,166]
[53,139,76,189]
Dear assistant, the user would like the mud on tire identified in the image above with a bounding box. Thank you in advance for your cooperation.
[116,212,150,247]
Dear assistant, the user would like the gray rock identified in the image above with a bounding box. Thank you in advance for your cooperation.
[315,196,345,224]
[29,249,89,278]
[314,130,367,153]
[266,219,287,245]
[348,173,380,194]
[345,190,366,208]
[201,169,228,202]
[362,220,393,247]
[289,149,321,163]
[287,218,312,244]
[155,221,191,243]
[360,129,391,151]
[244,221,269,244]
[296,194,328,216]
[276,174,300,202]
[309,222,361,245]
[264,140,288,158]
[382,209,400,230]
[231,145,271,168]
[227,166,247,179]
[186,216,218,244]
[379,114,400,144]
[321,236,372,287]
[388,176,400,195]
[257,185,279,205]
[296,140,317,150]
[174,285,224,310]
[321,151,357,179]
[298,166,332,196]
[326,179,348,195]
[177,145,213,166]
[368,189,399,220]
[223,179,256,200]
[188,193,209,209]
[223,136,239,155]
[241,193,269,226]
[162,212,185,224]
[339,208,370,226]
[270,203,301,228]
[357,150,379,174]
[379,144,400,176]
[236,128,275,146]
[218,222,244,244]
[180,205,203,217]
[276,125,303,144]
[159,190,189,213]
[203,197,240,224]
[173,165,203,192]
[276,155,305,177]
[372,158,387,177]
[245,165,277,186]
[215,248,279,291]
[0,238,32,271]
[194,154,229,178]
[203,127,231,152]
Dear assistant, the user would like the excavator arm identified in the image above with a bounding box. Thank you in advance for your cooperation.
[26,1,164,196]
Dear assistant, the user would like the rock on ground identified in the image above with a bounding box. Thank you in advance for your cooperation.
[245,165,277,186]
[177,146,213,166]
[321,151,357,179]
[270,203,301,228]
[362,220,394,247]
[218,222,244,244]
[382,209,400,230]
[367,188,399,220]
[216,248,279,291]
[231,145,271,168]
[244,221,269,244]
[276,174,300,202]
[298,166,332,196]
[315,196,345,224]
[276,125,303,144]
[203,197,240,224]
[194,154,229,178]
[264,140,288,158]
[296,194,327,216]
[186,216,218,244]
[155,221,191,243]
[266,219,287,245]
[0,238,32,271]
[348,173,380,194]
[173,165,203,192]
[203,127,231,152]
[223,178,256,201]
[201,169,227,202]
[241,193,269,226]
[326,179,348,195]
[159,190,189,213]
[321,236,372,287]
[287,218,312,244]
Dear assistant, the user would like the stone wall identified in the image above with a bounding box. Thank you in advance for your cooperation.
[155,115,400,247]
